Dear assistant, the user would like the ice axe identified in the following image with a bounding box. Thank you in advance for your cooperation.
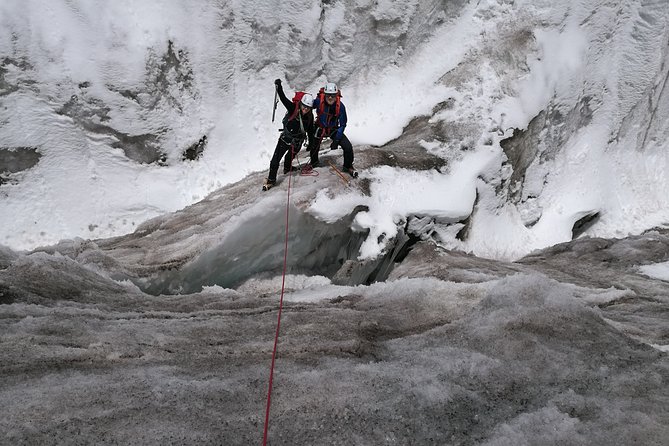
[328,160,350,186]
[271,84,279,123]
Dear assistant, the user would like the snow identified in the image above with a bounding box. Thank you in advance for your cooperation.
[309,149,497,259]
[345,0,482,146]
[651,343,669,353]
[1,0,669,266]
[639,261,669,282]
[494,22,589,131]
[3,3,669,443]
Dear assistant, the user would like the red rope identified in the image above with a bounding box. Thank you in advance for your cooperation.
[290,147,319,177]
[299,162,319,176]
[262,145,296,446]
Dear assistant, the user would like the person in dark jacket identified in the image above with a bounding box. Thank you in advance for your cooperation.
[309,82,357,177]
[263,78,316,190]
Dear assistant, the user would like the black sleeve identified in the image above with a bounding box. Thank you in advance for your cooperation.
[276,83,296,114]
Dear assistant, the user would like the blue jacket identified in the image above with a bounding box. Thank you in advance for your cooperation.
[312,97,347,141]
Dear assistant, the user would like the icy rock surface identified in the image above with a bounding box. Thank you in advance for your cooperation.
[32,147,441,295]
[1,258,668,444]
[0,245,18,270]
[1,0,669,444]
[2,179,669,445]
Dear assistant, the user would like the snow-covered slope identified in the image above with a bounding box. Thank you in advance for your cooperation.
[1,0,668,261]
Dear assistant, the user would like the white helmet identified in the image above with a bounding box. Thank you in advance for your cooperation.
[323,82,338,94]
[301,93,314,107]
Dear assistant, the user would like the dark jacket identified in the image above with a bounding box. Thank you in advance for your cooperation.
[277,84,315,145]
[312,97,347,141]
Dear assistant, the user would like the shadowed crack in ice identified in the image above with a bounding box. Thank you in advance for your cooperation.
[137,205,369,295]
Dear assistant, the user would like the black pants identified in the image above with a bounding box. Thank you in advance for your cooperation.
[267,135,303,182]
[309,130,353,169]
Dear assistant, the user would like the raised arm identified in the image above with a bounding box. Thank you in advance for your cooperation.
[274,79,294,112]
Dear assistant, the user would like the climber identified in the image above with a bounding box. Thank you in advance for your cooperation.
[263,79,316,191]
[309,82,357,178]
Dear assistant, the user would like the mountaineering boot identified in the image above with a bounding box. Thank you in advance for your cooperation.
[262,178,276,191]
[344,166,358,178]
[284,165,295,174]
[310,159,320,168]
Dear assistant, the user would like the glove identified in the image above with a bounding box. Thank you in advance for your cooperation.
[274,78,282,86]
[330,139,339,151]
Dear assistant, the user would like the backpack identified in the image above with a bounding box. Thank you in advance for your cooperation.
[317,87,341,119]
[285,91,308,122]
[282,91,309,137]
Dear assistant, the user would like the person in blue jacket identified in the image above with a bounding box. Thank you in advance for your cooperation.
[309,82,357,177]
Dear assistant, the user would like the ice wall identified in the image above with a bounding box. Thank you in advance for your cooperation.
[1,0,668,260]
